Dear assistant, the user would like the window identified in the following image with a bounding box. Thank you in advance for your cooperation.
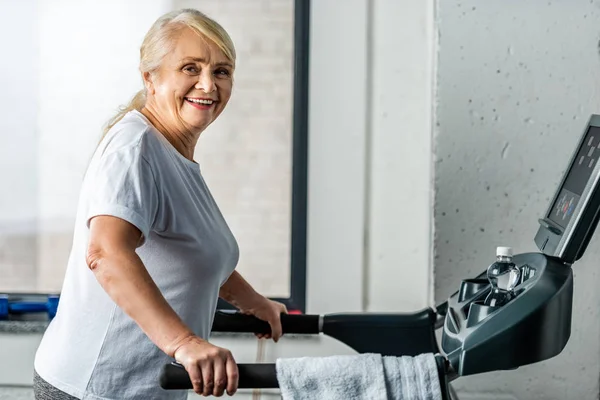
[0,0,309,312]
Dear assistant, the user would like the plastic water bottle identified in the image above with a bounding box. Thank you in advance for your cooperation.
[484,246,521,307]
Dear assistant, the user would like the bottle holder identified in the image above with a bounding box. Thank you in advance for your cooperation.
[458,278,489,303]
[466,300,500,327]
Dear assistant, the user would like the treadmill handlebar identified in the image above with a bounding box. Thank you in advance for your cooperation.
[159,356,454,392]
[160,362,278,390]
[212,310,321,335]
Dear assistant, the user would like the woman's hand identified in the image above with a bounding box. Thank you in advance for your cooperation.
[172,335,238,397]
[218,271,288,341]
[240,297,288,342]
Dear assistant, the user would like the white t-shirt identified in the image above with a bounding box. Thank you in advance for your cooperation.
[34,110,239,400]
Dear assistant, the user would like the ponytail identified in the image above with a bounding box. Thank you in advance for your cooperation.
[99,89,147,143]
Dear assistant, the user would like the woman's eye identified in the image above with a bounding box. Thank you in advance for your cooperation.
[215,68,230,77]
[183,66,199,74]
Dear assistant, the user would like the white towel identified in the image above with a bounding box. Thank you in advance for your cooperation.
[275,353,443,400]
[383,354,443,400]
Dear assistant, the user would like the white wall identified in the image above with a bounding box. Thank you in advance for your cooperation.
[306,0,436,315]
[304,0,370,314]
[366,0,436,312]
[434,0,600,399]
[1,0,437,398]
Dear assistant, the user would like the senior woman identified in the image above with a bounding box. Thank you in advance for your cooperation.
[33,8,286,400]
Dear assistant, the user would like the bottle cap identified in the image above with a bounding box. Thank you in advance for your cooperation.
[496,246,513,257]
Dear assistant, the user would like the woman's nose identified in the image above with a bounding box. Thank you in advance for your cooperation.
[195,72,216,93]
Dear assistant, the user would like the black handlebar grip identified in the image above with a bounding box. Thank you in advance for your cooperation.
[212,311,320,334]
[160,362,190,390]
[159,362,279,389]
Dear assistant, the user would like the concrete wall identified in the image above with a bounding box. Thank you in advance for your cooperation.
[434,0,600,399]
[1,0,436,399]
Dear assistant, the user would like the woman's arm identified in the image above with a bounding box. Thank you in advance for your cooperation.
[86,215,239,396]
[219,270,288,341]
[219,270,263,310]
[86,215,193,356]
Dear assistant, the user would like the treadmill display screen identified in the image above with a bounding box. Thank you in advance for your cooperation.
[548,126,600,228]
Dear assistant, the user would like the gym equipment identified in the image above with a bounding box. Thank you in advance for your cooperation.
[0,294,60,320]
[159,115,600,398]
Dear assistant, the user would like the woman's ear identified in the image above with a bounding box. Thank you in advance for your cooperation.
[142,71,155,95]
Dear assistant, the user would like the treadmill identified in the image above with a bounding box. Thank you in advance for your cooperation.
[160,114,600,399]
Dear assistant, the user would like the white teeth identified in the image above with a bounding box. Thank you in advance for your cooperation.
[187,98,213,105]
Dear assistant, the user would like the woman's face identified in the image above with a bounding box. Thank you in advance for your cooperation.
[145,27,234,135]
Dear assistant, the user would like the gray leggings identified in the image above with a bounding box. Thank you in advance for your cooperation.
[33,370,79,400]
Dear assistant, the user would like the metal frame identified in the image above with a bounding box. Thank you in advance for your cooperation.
[218,0,310,313]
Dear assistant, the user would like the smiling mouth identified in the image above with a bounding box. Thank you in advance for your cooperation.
[185,98,216,109]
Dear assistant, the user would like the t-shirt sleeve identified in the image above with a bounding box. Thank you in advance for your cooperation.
[85,145,159,246]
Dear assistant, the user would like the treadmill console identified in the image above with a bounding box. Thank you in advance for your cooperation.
[535,114,600,264]
[441,115,600,377]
